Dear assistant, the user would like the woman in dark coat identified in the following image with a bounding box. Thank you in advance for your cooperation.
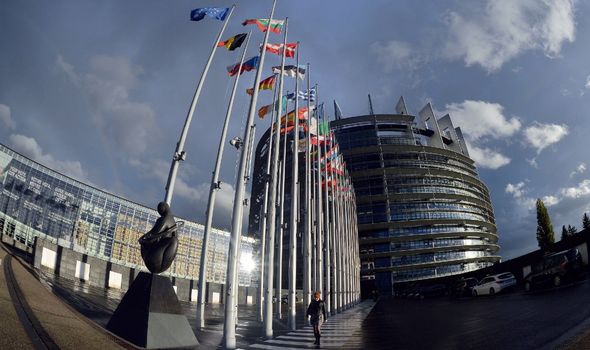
[306,291,327,346]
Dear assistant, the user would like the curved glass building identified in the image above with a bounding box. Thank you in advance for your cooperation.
[333,99,500,293]
[0,143,256,289]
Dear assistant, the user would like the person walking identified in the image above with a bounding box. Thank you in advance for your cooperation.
[306,291,327,346]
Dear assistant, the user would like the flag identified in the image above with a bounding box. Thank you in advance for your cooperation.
[311,135,330,146]
[298,139,308,153]
[286,87,316,101]
[242,19,285,34]
[280,107,309,125]
[227,56,259,76]
[300,87,317,101]
[258,104,273,119]
[217,33,247,51]
[265,43,297,58]
[190,7,230,21]
[334,100,343,120]
[272,65,306,80]
[317,121,330,135]
[247,75,276,95]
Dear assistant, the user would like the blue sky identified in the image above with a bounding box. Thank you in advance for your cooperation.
[1,0,589,260]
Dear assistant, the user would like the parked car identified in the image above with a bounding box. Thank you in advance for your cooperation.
[524,248,583,291]
[451,277,478,297]
[414,284,448,299]
[472,272,516,296]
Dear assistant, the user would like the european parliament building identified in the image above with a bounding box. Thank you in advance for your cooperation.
[336,98,500,294]
[0,143,256,302]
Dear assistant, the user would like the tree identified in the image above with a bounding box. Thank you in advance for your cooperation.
[568,225,578,235]
[561,225,569,240]
[536,198,555,250]
[583,213,590,230]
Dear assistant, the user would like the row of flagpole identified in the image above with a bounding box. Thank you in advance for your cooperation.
[159,2,361,349]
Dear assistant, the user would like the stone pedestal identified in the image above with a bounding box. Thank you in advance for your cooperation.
[106,272,198,349]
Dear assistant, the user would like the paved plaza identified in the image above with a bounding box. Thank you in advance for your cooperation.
[5,242,590,349]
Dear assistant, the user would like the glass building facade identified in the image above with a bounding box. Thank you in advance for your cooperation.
[332,103,500,293]
[0,143,256,286]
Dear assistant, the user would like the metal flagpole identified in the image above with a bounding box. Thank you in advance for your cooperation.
[164,6,235,205]
[276,96,289,319]
[329,132,339,314]
[288,41,301,331]
[303,65,312,310]
[264,17,288,339]
[258,80,280,322]
[321,104,331,316]
[337,157,344,312]
[314,87,323,297]
[344,162,352,309]
[224,1,277,347]
[197,31,252,329]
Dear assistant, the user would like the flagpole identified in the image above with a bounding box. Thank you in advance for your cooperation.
[264,16,288,339]
[164,5,235,205]
[336,156,344,313]
[224,1,277,347]
[276,96,289,320]
[287,41,300,331]
[315,95,323,296]
[303,65,312,310]
[329,132,338,313]
[320,104,331,317]
[197,30,251,329]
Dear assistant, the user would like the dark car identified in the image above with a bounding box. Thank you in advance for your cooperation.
[451,277,478,297]
[415,284,448,299]
[525,248,583,291]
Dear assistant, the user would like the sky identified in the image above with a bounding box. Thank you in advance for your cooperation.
[2,0,590,260]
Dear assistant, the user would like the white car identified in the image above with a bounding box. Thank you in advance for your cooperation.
[472,272,516,296]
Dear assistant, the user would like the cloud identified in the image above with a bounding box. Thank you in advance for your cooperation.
[369,40,421,73]
[444,0,576,72]
[468,144,511,169]
[444,100,521,140]
[569,163,586,178]
[0,104,16,129]
[8,134,87,180]
[506,182,526,198]
[585,75,590,89]
[56,55,158,158]
[561,179,590,199]
[523,122,568,153]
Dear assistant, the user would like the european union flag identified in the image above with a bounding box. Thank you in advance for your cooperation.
[190,7,230,21]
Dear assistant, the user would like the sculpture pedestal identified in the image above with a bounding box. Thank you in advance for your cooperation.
[106,272,198,349]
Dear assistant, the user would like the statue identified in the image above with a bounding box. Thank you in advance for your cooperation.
[138,201,181,273]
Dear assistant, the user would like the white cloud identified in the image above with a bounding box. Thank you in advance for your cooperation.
[0,104,16,130]
[585,75,590,89]
[505,181,558,210]
[444,100,521,140]
[561,179,590,199]
[523,122,568,153]
[444,0,576,72]
[506,182,526,198]
[8,134,86,181]
[57,55,157,158]
[369,40,421,73]
[467,144,511,169]
[569,163,586,178]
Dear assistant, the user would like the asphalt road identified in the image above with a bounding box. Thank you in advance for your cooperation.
[361,279,590,350]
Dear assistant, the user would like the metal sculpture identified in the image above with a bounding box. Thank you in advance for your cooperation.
[139,201,181,273]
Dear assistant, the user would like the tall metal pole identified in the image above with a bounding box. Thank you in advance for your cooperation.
[198,31,251,329]
[257,82,280,322]
[276,97,289,319]
[329,132,338,314]
[321,104,331,316]
[315,98,323,295]
[288,41,301,331]
[224,2,277,347]
[264,17,288,339]
[164,6,235,205]
[303,66,312,309]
